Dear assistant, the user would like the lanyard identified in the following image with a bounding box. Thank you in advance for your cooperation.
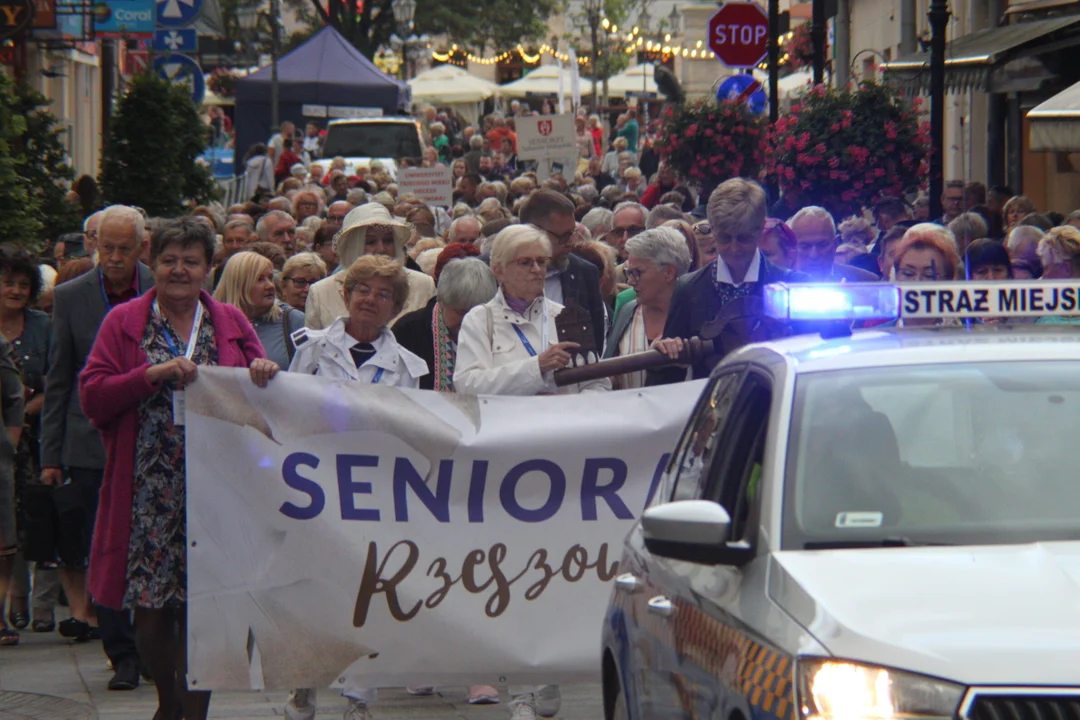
[371,367,385,384]
[99,267,140,312]
[512,324,537,357]
[153,299,204,361]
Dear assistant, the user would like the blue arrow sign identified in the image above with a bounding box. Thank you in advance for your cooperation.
[153,27,196,51]
[154,53,205,105]
[155,0,201,27]
[716,74,766,115]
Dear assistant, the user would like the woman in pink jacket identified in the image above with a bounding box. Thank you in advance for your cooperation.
[80,217,280,720]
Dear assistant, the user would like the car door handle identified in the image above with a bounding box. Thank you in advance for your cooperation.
[615,573,643,594]
[647,596,676,618]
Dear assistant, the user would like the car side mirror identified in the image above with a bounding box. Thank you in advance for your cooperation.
[642,500,753,566]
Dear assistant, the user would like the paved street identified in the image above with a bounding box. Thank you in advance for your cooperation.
[0,629,603,720]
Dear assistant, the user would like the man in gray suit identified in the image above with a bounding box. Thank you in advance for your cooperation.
[40,205,154,691]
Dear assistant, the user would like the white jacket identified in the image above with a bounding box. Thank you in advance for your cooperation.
[288,319,429,387]
[454,289,611,396]
[304,268,434,330]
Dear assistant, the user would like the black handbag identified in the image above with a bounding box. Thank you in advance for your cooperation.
[21,483,57,563]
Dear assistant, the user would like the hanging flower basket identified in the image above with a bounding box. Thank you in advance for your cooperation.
[654,98,765,190]
[207,68,238,99]
[764,81,929,219]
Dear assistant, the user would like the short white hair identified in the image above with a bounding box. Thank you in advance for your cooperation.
[416,247,442,275]
[490,224,551,270]
[98,205,147,244]
[613,201,647,225]
[438,257,498,310]
[1006,225,1044,254]
[83,210,104,233]
[625,227,692,276]
[448,215,482,243]
[788,206,836,236]
[582,207,614,237]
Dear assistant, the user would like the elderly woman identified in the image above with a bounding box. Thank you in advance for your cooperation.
[304,203,435,330]
[606,228,691,389]
[0,251,57,638]
[290,255,428,386]
[1003,195,1037,234]
[888,224,961,328]
[1036,225,1080,279]
[214,251,306,368]
[0,331,22,647]
[455,225,610,396]
[965,238,1012,280]
[79,217,276,720]
[393,257,497,391]
[1005,225,1044,279]
[280,252,327,312]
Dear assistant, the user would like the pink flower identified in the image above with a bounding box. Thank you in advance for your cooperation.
[828,157,840,169]
[686,124,698,137]
[831,123,840,132]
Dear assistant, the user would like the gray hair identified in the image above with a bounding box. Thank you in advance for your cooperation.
[83,209,104,233]
[575,184,599,203]
[582,207,613,237]
[469,135,484,149]
[429,121,445,134]
[99,205,147,244]
[788,205,836,236]
[448,215,482,243]
[490,224,551,270]
[613,201,648,226]
[416,247,443,275]
[1006,224,1045,254]
[707,178,767,238]
[646,204,685,229]
[223,219,254,235]
[491,181,509,204]
[256,210,294,240]
[346,188,368,206]
[282,251,328,279]
[947,212,988,244]
[625,227,692,276]
[437,257,498,311]
[1067,209,1080,223]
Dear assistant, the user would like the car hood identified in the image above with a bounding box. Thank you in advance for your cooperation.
[770,542,1080,685]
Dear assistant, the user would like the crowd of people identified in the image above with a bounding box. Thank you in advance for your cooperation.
[1,103,1079,720]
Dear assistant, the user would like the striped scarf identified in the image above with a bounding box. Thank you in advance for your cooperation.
[431,302,455,392]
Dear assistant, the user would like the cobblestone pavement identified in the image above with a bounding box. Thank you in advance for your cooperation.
[0,628,604,720]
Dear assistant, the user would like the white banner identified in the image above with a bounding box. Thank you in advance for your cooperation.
[399,166,453,207]
[186,369,703,690]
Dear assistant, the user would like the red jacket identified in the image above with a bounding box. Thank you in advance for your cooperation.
[80,289,265,609]
[641,182,675,209]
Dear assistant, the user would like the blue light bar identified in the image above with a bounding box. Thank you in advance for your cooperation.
[764,283,901,322]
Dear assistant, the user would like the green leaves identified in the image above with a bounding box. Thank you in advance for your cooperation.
[99,72,217,218]
[0,73,45,250]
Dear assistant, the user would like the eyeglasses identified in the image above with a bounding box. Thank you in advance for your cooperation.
[510,257,551,270]
[625,267,646,283]
[285,276,313,288]
[897,267,940,281]
[612,226,645,237]
[692,222,711,235]
[350,284,394,303]
[539,227,575,244]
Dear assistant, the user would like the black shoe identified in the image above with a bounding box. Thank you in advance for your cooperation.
[139,662,154,682]
[58,617,96,642]
[31,618,55,633]
[108,661,140,691]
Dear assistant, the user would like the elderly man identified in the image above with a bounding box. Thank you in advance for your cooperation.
[304,203,435,330]
[1006,225,1045,279]
[326,200,351,232]
[789,206,877,282]
[648,179,809,384]
[257,209,298,256]
[520,190,608,352]
[609,202,648,261]
[267,196,292,214]
[448,216,483,246]
[42,205,153,688]
[221,219,254,256]
[83,210,104,261]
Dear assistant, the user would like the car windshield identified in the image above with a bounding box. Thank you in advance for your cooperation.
[783,362,1080,549]
[321,122,422,160]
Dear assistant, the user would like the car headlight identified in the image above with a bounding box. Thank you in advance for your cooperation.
[797,658,964,720]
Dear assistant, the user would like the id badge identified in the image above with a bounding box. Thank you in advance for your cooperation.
[173,390,186,426]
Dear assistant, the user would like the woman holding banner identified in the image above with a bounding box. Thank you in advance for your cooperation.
[454,225,611,397]
[80,217,278,720]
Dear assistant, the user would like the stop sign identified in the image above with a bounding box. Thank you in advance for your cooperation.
[708,2,770,69]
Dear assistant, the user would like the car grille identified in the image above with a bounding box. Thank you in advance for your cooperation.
[968,695,1080,720]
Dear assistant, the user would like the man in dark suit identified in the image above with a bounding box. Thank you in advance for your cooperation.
[789,206,879,283]
[649,179,810,385]
[41,205,153,690]
[520,190,608,354]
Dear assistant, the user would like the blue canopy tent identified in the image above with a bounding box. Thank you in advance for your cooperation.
[234,26,411,176]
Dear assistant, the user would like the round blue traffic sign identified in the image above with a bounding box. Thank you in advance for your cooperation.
[716,74,767,115]
[154,53,205,105]
[155,0,202,27]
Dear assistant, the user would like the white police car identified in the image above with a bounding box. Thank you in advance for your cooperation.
[602,281,1080,720]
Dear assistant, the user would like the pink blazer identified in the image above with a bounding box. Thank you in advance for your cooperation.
[79,288,266,610]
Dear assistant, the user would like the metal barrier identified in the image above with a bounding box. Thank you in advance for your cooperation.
[214,174,251,207]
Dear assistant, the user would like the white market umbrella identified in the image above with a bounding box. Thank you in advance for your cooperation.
[778,70,814,98]
[605,62,659,99]
[409,64,500,104]
[500,64,594,99]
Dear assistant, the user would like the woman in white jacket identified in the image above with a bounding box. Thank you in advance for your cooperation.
[288,254,428,387]
[454,225,609,396]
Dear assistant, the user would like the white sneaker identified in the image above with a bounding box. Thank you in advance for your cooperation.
[285,688,316,720]
[345,699,373,720]
[511,694,538,720]
[536,685,561,717]
[407,686,436,696]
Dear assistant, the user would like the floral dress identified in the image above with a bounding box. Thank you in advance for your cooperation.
[123,307,217,610]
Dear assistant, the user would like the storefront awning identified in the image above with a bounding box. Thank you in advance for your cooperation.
[881,16,1080,93]
[1029,80,1080,150]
